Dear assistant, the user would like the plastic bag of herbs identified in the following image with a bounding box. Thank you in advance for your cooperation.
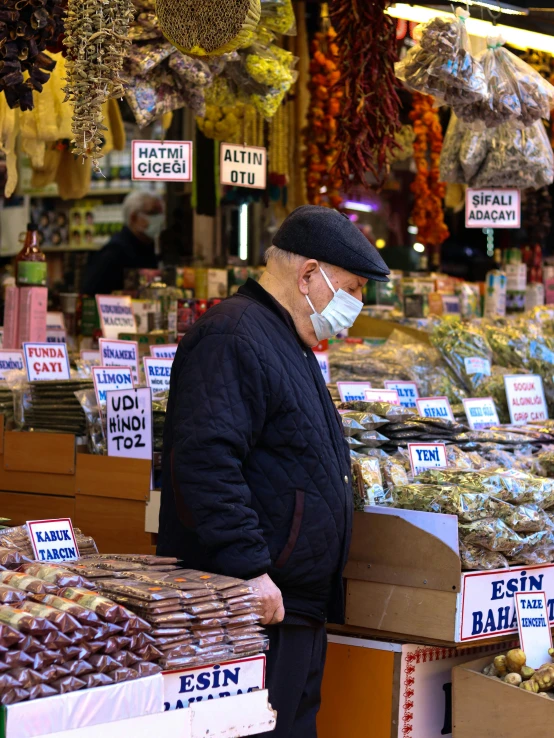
[430,317,493,393]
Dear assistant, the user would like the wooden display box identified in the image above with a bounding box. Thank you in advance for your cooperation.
[452,656,552,738]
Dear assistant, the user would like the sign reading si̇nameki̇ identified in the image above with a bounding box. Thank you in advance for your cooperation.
[163,655,266,710]
[364,388,400,405]
[415,396,454,421]
[337,382,372,402]
[150,344,178,360]
[106,387,153,460]
[220,143,267,189]
[23,343,70,381]
[92,366,134,410]
[459,564,554,641]
[99,338,140,385]
[408,443,448,476]
[465,188,521,229]
[96,295,137,339]
[384,380,419,408]
[132,140,193,182]
[26,518,79,563]
[515,591,553,669]
[0,349,23,381]
[144,357,172,394]
[504,374,548,425]
[463,397,500,430]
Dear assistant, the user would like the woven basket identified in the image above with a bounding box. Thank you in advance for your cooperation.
[156,0,261,56]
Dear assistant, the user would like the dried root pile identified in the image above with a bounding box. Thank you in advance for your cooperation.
[63,0,133,168]
[0,0,63,110]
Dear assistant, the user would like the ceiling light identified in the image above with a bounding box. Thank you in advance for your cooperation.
[413,242,425,253]
[408,225,418,235]
[460,0,527,15]
[386,4,554,53]
[344,201,374,213]
[375,238,386,249]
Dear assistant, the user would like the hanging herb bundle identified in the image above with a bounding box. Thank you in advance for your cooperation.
[269,100,289,187]
[409,93,449,252]
[304,19,342,208]
[63,0,133,169]
[328,0,401,190]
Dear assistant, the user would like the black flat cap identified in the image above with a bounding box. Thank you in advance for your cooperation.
[273,205,390,282]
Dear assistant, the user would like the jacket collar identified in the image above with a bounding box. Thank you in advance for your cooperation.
[237,279,307,348]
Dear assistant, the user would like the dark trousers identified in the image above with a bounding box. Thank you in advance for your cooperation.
[253,622,327,738]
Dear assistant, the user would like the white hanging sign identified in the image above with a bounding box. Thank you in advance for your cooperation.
[384,380,419,408]
[23,343,71,382]
[0,349,24,381]
[220,144,267,190]
[364,388,400,405]
[144,357,173,394]
[132,140,193,182]
[408,443,448,476]
[463,397,500,430]
[27,518,79,563]
[415,396,454,421]
[504,374,548,425]
[99,338,139,384]
[337,382,372,402]
[465,188,521,229]
[96,295,137,339]
[515,591,553,669]
[106,387,153,460]
[150,344,178,360]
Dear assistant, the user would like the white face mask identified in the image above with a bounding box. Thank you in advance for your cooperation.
[306,267,364,342]
[142,213,164,240]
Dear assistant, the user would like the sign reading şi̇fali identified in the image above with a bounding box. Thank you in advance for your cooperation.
[132,140,193,182]
[220,144,267,189]
[465,188,520,229]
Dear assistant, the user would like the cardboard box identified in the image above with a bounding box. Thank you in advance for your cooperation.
[452,655,549,738]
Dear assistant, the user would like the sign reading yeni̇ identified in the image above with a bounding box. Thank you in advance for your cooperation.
[132,140,193,182]
[27,518,79,563]
[408,443,448,476]
[220,143,267,189]
[465,188,521,229]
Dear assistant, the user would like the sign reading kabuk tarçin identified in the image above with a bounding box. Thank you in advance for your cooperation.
[132,140,193,182]
[465,188,520,229]
[220,144,267,189]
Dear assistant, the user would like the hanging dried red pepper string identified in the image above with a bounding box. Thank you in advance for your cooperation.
[328,0,401,190]
[409,92,449,261]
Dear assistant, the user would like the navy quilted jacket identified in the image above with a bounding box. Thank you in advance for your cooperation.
[158,279,353,623]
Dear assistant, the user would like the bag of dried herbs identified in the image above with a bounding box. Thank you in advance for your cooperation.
[430,317,493,392]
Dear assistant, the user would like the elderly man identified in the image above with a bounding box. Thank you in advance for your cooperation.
[158,205,390,738]
[82,191,164,295]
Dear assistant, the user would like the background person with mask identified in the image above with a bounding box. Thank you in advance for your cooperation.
[158,205,390,738]
[82,191,164,295]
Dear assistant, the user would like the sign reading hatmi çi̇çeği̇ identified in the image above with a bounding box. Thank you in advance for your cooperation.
[132,140,193,182]
[465,188,521,229]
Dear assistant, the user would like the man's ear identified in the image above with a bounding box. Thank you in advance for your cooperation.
[298,260,319,295]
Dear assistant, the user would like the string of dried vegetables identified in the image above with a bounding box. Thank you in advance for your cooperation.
[63,0,133,169]
[304,17,342,208]
[328,0,401,190]
[409,92,449,258]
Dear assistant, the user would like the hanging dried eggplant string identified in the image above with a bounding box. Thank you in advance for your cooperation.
[63,0,133,170]
[0,0,62,110]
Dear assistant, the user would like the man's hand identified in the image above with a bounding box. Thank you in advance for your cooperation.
[248,574,285,625]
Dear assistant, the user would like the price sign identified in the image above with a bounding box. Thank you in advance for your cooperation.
[504,374,548,425]
[92,366,134,410]
[132,140,193,182]
[416,396,454,421]
[465,189,521,229]
[106,387,153,461]
[23,343,70,382]
[0,350,24,381]
[464,357,491,376]
[96,295,137,339]
[144,357,172,393]
[515,592,552,669]
[463,397,500,430]
[150,344,178,360]
[315,351,331,384]
[27,518,79,563]
[384,381,419,408]
[364,388,400,405]
[99,338,139,384]
[337,382,372,402]
[220,144,267,189]
[408,443,448,476]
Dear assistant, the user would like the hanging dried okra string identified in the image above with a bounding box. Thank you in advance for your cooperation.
[63,0,133,170]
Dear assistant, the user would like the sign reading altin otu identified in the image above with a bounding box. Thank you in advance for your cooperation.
[220,143,267,189]
[465,188,521,229]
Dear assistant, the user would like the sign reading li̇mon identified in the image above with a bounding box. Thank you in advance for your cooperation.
[132,140,193,182]
[220,143,267,189]
[465,188,521,229]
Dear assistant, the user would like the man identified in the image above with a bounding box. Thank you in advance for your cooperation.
[158,205,390,737]
[82,191,164,294]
